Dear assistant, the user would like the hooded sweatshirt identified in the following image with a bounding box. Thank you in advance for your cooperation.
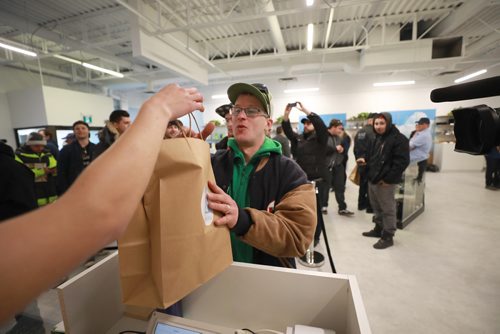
[367,112,410,184]
[227,137,282,263]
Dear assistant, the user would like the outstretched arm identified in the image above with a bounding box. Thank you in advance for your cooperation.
[0,84,204,323]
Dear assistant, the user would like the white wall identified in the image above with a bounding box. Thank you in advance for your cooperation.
[0,93,15,145]
[7,86,47,129]
[197,76,500,123]
[43,86,114,126]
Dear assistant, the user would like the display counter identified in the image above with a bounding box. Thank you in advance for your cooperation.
[56,252,371,334]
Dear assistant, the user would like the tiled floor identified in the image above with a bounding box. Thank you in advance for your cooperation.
[5,171,500,334]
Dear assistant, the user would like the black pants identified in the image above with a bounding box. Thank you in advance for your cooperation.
[319,173,331,208]
[485,156,500,186]
[314,192,325,242]
[329,164,347,210]
[416,160,427,182]
[357,165,371,210]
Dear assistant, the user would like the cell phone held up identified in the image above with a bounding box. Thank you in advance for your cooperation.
[287,102,298,108]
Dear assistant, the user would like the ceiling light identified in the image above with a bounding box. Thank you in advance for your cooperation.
[54,54,82,65]
[82,62,124,78]
[454,69,487,83]
[307,24,314,51]
[0,41,37,57]
[284,87,319,94]
[306,0,314,6]
[211,94,227,99]
[373,81,416,87]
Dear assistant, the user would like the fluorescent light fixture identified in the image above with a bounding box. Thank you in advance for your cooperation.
[54,54,82,65]
[211,94,227,99]
[307,23,314,51]
[284,87,319,94]
[82,62,124,78]
[373,80,416,87]
[0,41,37,57]
[454,69,487,83]
[306,0,314,6]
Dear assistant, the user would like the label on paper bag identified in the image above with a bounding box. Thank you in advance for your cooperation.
[201,186,214,226]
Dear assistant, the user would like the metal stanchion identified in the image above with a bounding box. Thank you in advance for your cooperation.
[298,180,326,268]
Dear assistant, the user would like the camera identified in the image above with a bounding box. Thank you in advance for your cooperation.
[287,102,298,108]
[452,105,500,155]
[430,76,500,155]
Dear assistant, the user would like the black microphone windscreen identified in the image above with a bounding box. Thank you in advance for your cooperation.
[430,76,500,103]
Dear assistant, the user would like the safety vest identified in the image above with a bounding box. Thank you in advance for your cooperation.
[15,148,58,207]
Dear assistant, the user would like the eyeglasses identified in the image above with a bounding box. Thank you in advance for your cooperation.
[230,106,268,118]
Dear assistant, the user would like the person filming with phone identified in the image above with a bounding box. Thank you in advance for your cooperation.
[282,101,329,246]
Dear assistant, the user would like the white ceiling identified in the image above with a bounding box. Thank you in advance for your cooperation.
[0,0,499,97]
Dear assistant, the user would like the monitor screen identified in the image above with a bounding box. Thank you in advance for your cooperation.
[154,323,202,334]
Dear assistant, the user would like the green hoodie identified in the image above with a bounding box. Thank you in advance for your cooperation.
[227,137,282,263]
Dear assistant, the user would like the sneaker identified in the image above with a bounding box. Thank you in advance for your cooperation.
[362,229,382,238]
[373,237,394,249]
[485,185,499,190]
[321,207,328,214]
[338,209,354,216]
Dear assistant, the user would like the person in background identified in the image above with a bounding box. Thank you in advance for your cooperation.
[164,120,183,139]
[15,133,57,207]
[0,83,205,323]
[409,117,433,183]
[485,146,500,190]
[209,83,316,268]
[358,113,409,249]
[215,104,233,150]
[38,128,59,160]
[353,113,375,212]
[339,127,351,185]
[94,109,131,158]
[0,141,37,221]
[272,126,291,158]
[282,101,328,246]
[327,119,354,216]
[57,121,96,195]
[62,133,75,146]
[0,140,42,334]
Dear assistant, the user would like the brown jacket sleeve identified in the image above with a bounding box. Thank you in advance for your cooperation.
[240,183,317,257]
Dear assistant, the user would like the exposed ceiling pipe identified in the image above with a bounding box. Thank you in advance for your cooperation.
[323,7,334,48]
[263,0,287,54]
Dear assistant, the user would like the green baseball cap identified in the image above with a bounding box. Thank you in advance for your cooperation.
[227,83,272,116]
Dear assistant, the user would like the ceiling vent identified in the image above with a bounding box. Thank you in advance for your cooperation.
[279,77,297,82]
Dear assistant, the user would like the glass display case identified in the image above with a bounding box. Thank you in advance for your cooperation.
[396,162,426,229]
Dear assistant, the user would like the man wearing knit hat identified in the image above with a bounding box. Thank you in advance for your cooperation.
[15,133,58,207]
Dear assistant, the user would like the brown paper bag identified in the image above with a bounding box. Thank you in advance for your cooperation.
[118,137,232,309]
[348,164,361,186]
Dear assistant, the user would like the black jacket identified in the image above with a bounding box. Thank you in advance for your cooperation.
[211,149,315,268]
[0,142,37,221]
[282,113,329,180]
[367,113,410,184]
[272,134,291,158]
[94,122,119,158]
[215,136,229,151]
[57,140,96,194]
[354,123,375,160]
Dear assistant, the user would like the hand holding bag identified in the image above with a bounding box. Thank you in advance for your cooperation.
[118,122,232,310]
[349,164,361,186]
